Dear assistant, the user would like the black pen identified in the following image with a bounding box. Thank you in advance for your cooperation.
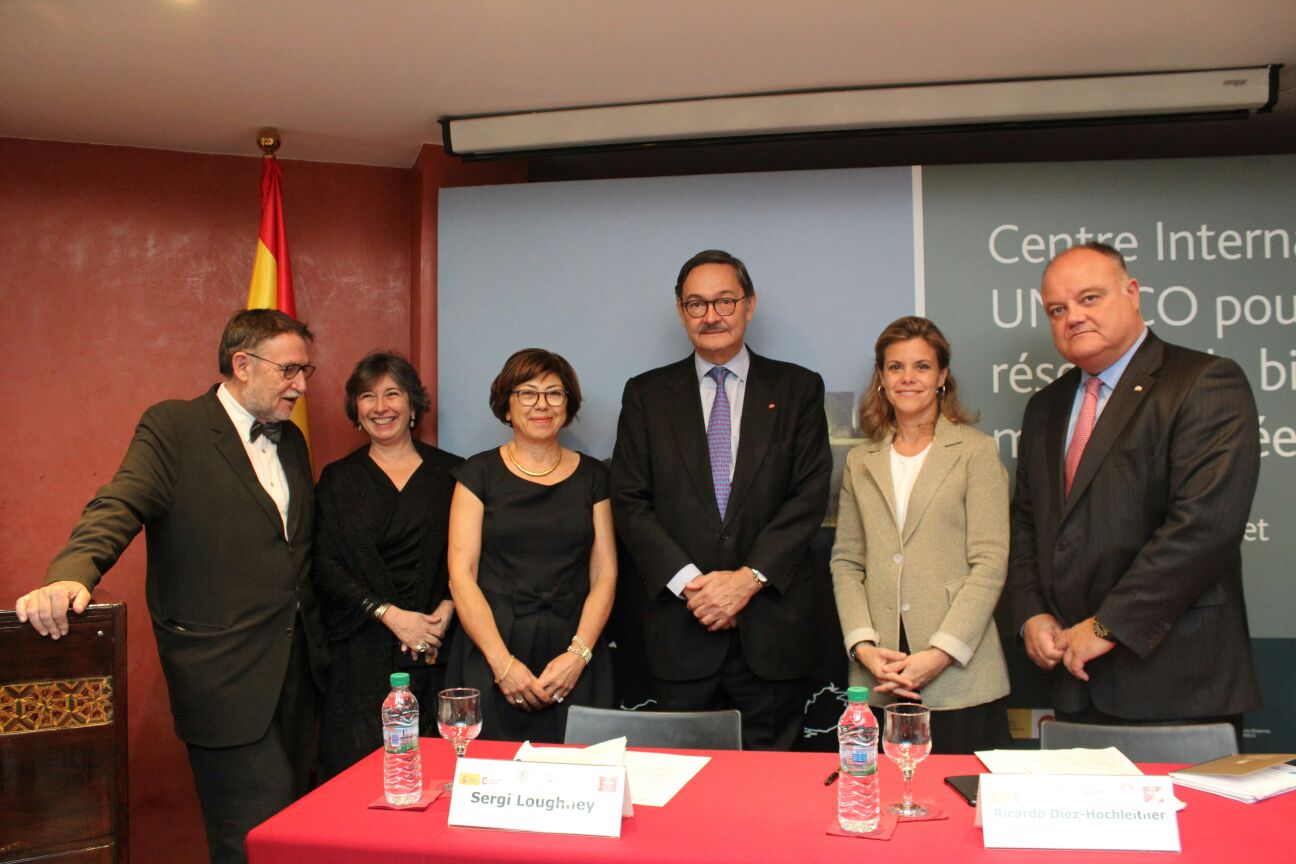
[824,769,840,786]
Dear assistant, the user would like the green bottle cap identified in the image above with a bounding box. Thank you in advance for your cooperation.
[390,672,411,687]
[846,685,871,702]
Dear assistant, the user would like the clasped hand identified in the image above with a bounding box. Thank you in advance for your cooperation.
[387,601,453,664]
[1023,613,1115,680]
[497,652,584,711]
[684,568,760,632]
[855,644,952,700]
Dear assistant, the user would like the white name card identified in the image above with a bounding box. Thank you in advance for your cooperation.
[979,774,1181,851]
[447,757,628,837]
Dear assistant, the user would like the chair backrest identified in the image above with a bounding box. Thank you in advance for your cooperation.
[563,706,743,750]
[1038,720,1238,763]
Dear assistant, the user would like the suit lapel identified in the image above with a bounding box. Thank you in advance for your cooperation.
[726,353,776,524]
[1045,367,1078,512]
[205,390,290,535]
[1061,333,1163,522]
[282,434,310,542]
[900,417,960,543]
[664,358,721,521]
[859,437,899,536]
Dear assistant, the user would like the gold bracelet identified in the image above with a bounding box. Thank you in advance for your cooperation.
[373,602,391,621]
[494,655,516,684]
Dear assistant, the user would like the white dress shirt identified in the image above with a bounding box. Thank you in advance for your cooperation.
[217,383,291,539]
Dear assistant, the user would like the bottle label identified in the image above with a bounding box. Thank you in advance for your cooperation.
[840,745,876,774]
[387,725,418,753]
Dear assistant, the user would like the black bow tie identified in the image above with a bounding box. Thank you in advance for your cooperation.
[249,421,283,444]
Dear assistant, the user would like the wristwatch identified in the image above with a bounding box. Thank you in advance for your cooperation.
[1092,617,1112,641]
[750,568,769,588]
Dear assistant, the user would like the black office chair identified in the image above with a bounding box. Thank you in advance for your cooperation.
[1038,720,1238,763]
[563,706,743,750]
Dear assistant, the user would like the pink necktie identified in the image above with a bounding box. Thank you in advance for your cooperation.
[1065,377,1102,496]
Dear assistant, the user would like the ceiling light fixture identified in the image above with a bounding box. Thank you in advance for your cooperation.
[441,66,1279,158]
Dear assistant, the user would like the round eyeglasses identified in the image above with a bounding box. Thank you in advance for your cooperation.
[681,296,746,318]
[244,351,317,381]
[512,389,568,407]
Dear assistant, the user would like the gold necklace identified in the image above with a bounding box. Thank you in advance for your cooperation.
[507,442,562,477]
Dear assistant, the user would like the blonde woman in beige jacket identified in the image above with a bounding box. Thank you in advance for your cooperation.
[831,316,1011,752]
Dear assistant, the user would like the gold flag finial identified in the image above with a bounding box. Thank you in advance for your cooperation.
[256,127,281,156]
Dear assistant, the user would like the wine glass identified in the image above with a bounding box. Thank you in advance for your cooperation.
[883,702,932,817]
[437,687,482,793]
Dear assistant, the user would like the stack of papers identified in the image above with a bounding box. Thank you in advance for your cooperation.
[514,737,710,806]
[976,747,1143,775]
[1170,754,1296,803]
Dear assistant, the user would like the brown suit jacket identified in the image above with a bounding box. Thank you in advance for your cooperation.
[47,386,327,747]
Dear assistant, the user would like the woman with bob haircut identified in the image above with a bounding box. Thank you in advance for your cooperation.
[445,348,616,742]
[830,316,1012,752]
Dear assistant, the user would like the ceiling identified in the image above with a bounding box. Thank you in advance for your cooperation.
[2,0,1293,169]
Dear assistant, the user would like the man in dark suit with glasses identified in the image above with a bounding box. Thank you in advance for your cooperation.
[612,249,832,750]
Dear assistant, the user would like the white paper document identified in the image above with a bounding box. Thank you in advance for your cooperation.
[976,747,1143,776]
[514,738,710,806]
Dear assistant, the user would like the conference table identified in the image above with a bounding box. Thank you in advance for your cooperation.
[246,739,1294,864]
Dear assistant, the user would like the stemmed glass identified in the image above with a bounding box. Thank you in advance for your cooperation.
[883,702,932,817]
[437,687,482,793]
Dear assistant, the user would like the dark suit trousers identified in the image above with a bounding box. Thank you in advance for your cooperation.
[186,618,319,864]
[651,630,810,751]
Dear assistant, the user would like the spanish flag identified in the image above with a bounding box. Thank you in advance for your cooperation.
[247,156,310,446]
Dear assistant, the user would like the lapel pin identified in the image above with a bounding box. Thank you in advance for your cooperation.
[768,403,776,410]
[1134,385,1144,392]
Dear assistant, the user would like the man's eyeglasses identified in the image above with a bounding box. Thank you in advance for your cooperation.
[244,351,317,381]
[512,389,568,407]
[681,296,746,318]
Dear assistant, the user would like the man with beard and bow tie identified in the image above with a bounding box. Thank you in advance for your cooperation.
[16,308,328,864]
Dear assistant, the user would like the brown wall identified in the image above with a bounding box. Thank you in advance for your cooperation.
[0,137,412,862]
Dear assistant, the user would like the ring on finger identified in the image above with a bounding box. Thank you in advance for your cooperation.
[555,695,564,703]
[514,696,524,704]
[416,641,428,653]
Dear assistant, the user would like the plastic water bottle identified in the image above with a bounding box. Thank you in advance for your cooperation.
[837,685,880,832]
[382,672,422,806]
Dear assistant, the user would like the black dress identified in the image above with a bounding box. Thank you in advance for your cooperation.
[445,449,614,743]
[312,441,462,780]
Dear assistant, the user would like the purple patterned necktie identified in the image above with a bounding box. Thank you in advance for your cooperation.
[707,366,733,519]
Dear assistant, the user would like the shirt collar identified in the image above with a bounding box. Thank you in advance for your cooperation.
[216,382,259,443]
[1084,326,1149,392]
[694,345,750,383]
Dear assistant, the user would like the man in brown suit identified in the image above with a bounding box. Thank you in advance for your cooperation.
[16,309,328,864]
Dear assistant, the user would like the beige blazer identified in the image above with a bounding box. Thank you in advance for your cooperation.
[830,416,1010,710]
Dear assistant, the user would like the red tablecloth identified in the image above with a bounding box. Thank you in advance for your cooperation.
[246,739,1295,864]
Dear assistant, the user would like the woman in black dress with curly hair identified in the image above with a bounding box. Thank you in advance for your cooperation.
[313,351,462,779]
